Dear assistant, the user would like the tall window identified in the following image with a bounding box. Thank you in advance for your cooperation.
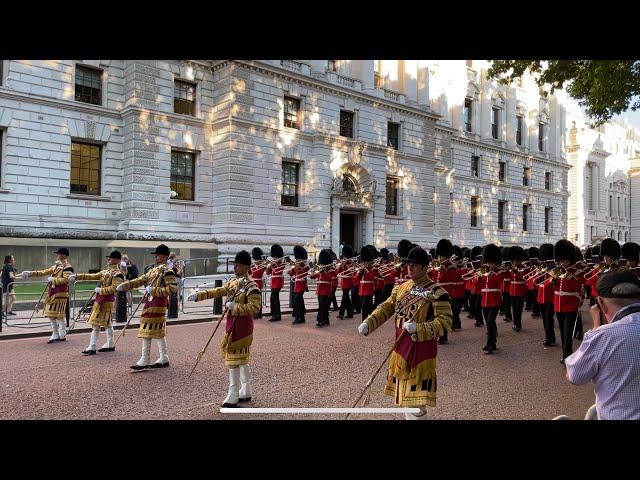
[70,141,101,195]
[174,79,196,116]
[340,110,354,138]
[464,98,473,132]
[328,60,339,72]
[591,226,595,241]
[281,161,299,207]
[523,204,530,232]
[523,167,531,187]
[374,60,382,88]
[343,174,357,193]
[618,196,621,216]
[170,150,195,201]
[283,96,301,129]
[498,161,506,182]
[545,171,552,190]
[471,155,480,177]
[387,122,400,150]
[516,115,524,146]
[471,196,479,227]
[0,130,3,185]
[545,207,552,234]
[538,123,545,151]
[75,65,102,105]
[609,195,613,216]
[498,200,506,230]
[386,176,399,216]
[491,107,500,139]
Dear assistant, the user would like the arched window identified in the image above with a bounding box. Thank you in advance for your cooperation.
[343,174,357,193]
[618,231,622,241]
[611,230,615,238]
[625,231,629,242]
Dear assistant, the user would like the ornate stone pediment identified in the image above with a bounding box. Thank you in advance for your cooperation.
[331,163,378,208]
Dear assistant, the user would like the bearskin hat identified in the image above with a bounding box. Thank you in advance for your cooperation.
[481,244,501,264]
[341,244,354,259]
[435,239,453,258]
[621,242,640,263]
[360,245,375,262]
[591,244,601,257]
[601,238,621,259]
[527,246,540,260]
[554,239,576,263]
[293,245,308,261]
[502,246,511,261]
[452,245,463,260]
[251,247,264,261]
[270,244,284,259]
[585,246,592,259]
[471,246,483,261]
[328,249,338,261]
[461,247,471,260]
[397,239,413,258]
[509,246,526,262]
[318,249,333,266]
[538,244,554,261]
[380,248,390,260]
[574,246,584,262]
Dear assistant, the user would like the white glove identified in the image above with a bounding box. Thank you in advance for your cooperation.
[116,283,124,292]
[94,287,101,294]
[358,322,369,336]
[20,271,30,278]
[187,292,198,302]
[68,274,77,282]
[403,321,417,334]
[47,276,55,283]
[145,285,153,295]
[225,301,234,311]
[120,261,127,269]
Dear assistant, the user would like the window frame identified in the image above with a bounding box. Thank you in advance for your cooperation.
[74,64,103,106]
[545,171,552,190]
[173,78,197,117]
[471,155,480,178]
[471,196,480,227]
[538,122,545,152]
[516,115,524,146]
[385,176,400,216]
[522,203,530,232]
[387,121,400,150]
[283,96,301,130]
[464,98,473,133]
[491,106,500,140]
[70,140,102,196]
[523,166,531,187]
[170,149,197,201]
[281,160,300,207]
[498,200,506,230]
[545,206,552,234]
[339,109,355,138]
[498,161,506,182]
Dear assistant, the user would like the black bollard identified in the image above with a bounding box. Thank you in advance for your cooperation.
[213,279,222,314]
[168,293,178,318]
[116,291,128,322]
[66,298,70,327]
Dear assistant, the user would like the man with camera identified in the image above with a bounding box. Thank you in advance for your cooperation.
[564,270,640,420]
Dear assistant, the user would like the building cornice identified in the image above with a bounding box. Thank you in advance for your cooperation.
[453,175,570,198]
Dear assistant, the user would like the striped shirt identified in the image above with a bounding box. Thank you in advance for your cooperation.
[565,302,640,420]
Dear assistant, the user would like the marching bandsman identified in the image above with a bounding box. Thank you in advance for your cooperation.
[337,244,355,319]
[477,244,504,353]
[430,239,458,344]
[357,246,452,420]
[450,245,466,330]
[394,239,413,287]
[310,249,334,328]
[69,250,124,355]
[373,247,385,307]
[469,246,484,326]
[116,244,178,370]
[187,250,261,407]
[525,246,540,316]
[266,244,285,322]
[461,247,471,312]
[20,248,74,344]
[552,240,585,364]
[536,243,557,346]
[500,247,512,322]
[584,238,620,340]
[250,247,266,319]
[380,248,396,302]
[288,245,309,325]
[622,242,640,276]
[507,246,529,332]
[329,249,340,311]
[358,245,378,321]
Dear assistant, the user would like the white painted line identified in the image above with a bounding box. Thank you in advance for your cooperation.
[219,407,420,414]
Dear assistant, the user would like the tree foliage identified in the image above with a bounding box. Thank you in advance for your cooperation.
[487,60,640,125]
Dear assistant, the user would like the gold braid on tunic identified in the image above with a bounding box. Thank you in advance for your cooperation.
[76,266,124,327]
[30,262,74,319]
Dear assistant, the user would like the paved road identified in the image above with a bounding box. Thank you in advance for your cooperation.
[0,305,596,420]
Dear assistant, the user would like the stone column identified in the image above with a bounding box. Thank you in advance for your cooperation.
[365,209,374,246]
[331,204,341,254]
[359,60,375,92]
[417,61,430,109]
[402,60,418,104]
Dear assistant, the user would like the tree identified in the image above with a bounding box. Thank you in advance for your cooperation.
[487,60,640,125]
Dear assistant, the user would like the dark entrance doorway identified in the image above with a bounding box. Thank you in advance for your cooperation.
[340,212,358,252]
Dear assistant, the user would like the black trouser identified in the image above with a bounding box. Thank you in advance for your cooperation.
[531,291,541,316]
[374,289,384,307]
[317,295,330,325]
[525,290,534,310]
[292,292,306,322]
[556,311,577,359]
[474,295,483,323]
[383,284,394,302]
[330,288,339,310]
[255,297,263,318]
[338,288,353,318]
[466,292,475,317]
[511,295,525,329]
[482,307,499,347]
[541,302,556,343]
[361,295,374,321]
[463,290,470,312]
[351,285,361,313]
[270,288,281,320]
[502,292,512,320]
[574,312,584,337]
[452,298,463,329]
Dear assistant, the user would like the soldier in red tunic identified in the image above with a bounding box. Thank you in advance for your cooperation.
[394,239,413,287]
[310,249,334,328]
[535,243,556,346]
[622,242,640,278]
[358,245,378,321]
[337,244,355,319]
[373,247,385,307]
[380,248,396,303]
[266,244,285,322]
[288,245,309,325]
[507,246,529,332]
[328,249,339,311]
[468,246,484,326]
[250,248,266,319]
[430,239,458,344]
[450,245,466,330]
[500,246,512,323]
[478,244,504,353]
[526,246,542,318]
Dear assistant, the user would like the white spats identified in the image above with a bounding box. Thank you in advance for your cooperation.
[135,338,152,367]
[404,406,429,421]
[222,367,240,407]
[57,319,67,339]
[48,319,59,343]
[239,364,252,401]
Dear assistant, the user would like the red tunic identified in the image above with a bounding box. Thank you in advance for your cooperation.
[478,271,503,308]
[338,263,353,289]
[470,274,481,295]
[553,275,584,313]
[266,262,285,290]
[502,273,511,294]
[395,264,409,286]
[330,268,338,289]
[382,264,397,286]
[537,276,555,304]
[509,267,529,297]
[358,267,378,296]
[433,267,458,299]
[311,270,333,296]
[451,267,466,299]
[288,264,309,293]
[250,265,266,290]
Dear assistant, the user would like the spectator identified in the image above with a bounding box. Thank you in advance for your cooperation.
[120,253,139,280]
[564,270,640,420]
[2,255,17,317]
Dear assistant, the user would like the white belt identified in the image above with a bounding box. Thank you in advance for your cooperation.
[438,282,457,286]
[481,289,501,293]
[554,291,581,299]
[316,281,331,284]
[361,281,375,284]
[511,281,526,285]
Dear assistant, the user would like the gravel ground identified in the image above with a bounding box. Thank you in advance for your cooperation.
[0,305,596,420]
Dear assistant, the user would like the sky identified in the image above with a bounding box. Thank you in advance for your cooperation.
[613,108,640,130]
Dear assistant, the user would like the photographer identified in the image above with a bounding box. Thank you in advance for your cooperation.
[564,270,640,420]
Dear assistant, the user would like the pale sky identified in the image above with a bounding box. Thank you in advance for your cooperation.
[613,108,640,130]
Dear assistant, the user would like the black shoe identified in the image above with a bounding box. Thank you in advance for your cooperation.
[7,311,16,315]
[239,397,252,403]
[531,313,541,318]
[57,337,66,342]
[574,332,583,340]
[437,337,448,345]
[474,321,483,327]
[344,315,354,319]
[149,361,170,368]
[81,349,96,355]
[512,326,521,332]
[482,345,493,354]
[130,364,151,370]
[337,315,344,319]
[504,318,512,323]
[315,322,324,328]
[560,358,565,364]
[97,346,115,352]
[292,320,305,324]
[222,402,238,408]
[47,338,59,344]
[268,317,281,322]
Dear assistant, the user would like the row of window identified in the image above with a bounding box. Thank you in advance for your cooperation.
[470,197,553,234]
[590,227,629,243]
[470,155,553,189]
[608,194,628,218]
[464,99,545,151]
